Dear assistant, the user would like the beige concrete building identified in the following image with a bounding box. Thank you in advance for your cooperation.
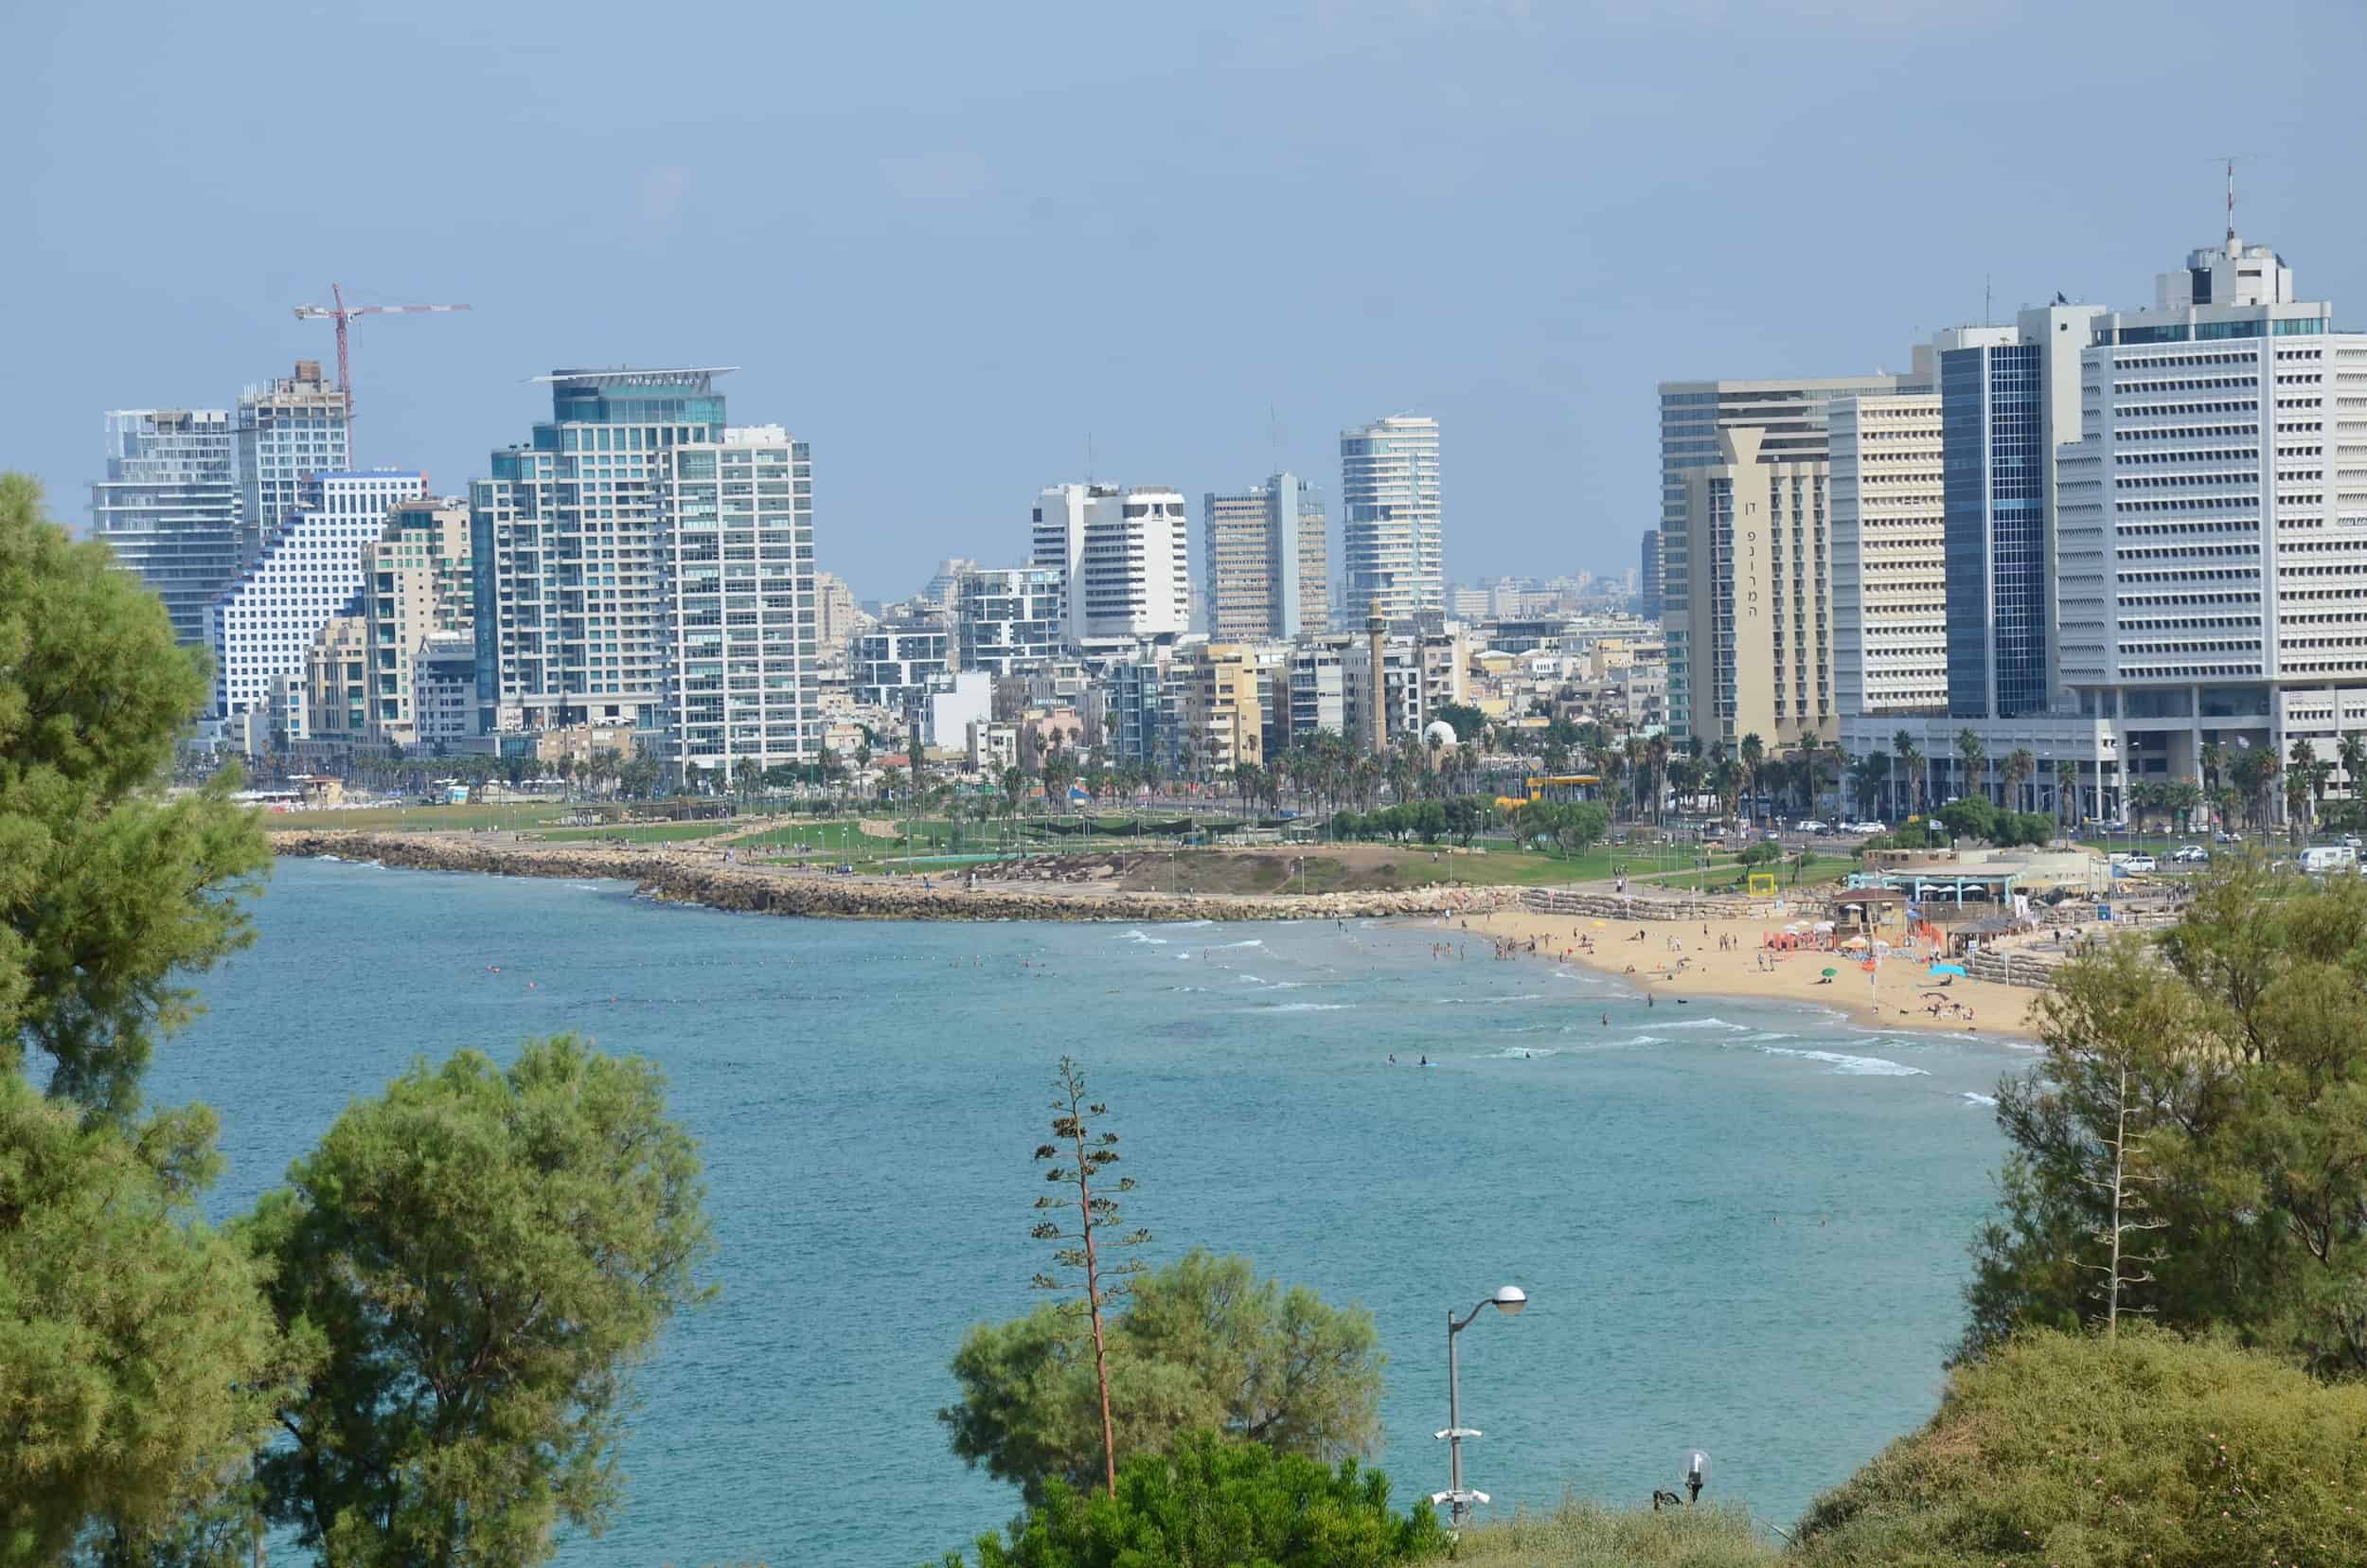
[362,497,473,747]
[1828,394,1948,718]
[302,616,369,743]
[1674,426,1835,747]
[814,571,869,666]
[1174,644,1265,775]
[1203,474,1328,641]
[534,722,638,771]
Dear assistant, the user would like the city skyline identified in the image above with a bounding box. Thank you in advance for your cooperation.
[13,2,2365,597]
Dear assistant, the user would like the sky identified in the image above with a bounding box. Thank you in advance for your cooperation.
[9,0,2365,602]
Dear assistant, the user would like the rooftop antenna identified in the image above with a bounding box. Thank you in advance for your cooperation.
[1268,401,1283,462]
[2209,153,2257,244]
[1085,431,1095,484]
[1984,273,1992,328]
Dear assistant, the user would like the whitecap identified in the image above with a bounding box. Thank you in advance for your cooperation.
[1166,918,1215,929]
[1208,938,1264,950]
[1115,930,1169,945]
[1256,1002,1351,1012]
[1485,1046,1561,1059]
[1961,1091,2000,1107]
[1658,1018,1751,1032]
[1753,1044,1927,1077]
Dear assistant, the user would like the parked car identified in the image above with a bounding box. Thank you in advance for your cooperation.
[2172,845,2210,864]
[2215,829,2243,844]
[1849,820,1888,835]
[2344,834,2364,850]
[1796,819,1828,835]
[2118,853,2159,874]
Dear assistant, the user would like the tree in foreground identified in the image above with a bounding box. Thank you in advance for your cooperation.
[0,474,269,1123]
[0,1077,287,1565]
[1961,864,2367,1375]
[1024,1058,1148,1498]
[940,1250,1384,1506]
[1792,1327,2367,1566]
[247,1036,714,1567]
[946,1431,1443,1568]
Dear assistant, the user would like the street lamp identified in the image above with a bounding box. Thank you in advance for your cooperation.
[1432,1285,1527,1527]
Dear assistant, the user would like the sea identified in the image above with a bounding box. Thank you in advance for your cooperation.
[151,856,2029,1565]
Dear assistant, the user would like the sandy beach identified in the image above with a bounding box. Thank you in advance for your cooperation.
[1454,904,2043,1042]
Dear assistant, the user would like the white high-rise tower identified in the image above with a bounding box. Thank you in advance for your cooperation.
[1340,415,1441,623]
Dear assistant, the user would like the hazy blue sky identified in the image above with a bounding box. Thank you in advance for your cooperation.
[10,0,2363,598]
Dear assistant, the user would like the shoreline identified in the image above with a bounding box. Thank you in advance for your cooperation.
[268,830,1522,923]
[1457,904,2045,1043]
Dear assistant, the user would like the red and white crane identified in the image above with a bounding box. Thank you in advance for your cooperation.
[292,283,471,455]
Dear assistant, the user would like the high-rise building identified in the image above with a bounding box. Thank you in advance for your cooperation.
[209,470,427,716]
[2055,234,2367,794]
[1658,373,1911,735]
[849,622,950,710]
[1839,234,2367,825]
[89,408,242,644]
[650,424,819,779]
[238,361,349,543]
[472,367,729,739]
[1030,483,1191,651]
[1340,416,1442,622]
[1829,393,1947,718]
[1638,531,1664,622]
[956,567,1067,676]
[1937,307,2099,721]
[1669,427,1833,748]
[361,497,473,747]
[1203,472,1328,640]
[813,572,870,665]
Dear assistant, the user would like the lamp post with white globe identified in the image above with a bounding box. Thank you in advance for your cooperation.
[1432,1285,1527,1526]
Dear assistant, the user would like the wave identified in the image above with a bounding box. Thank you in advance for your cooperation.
[1753,1045,1927,1078]
[1115,930,1169,945]
[1658,1017,1751,1032]
[1166,918,1215,929]
[1961,1092,2000,1107]
[1207,938,1264,951]
[1484,1046,1561,1059]
[1255,1002,1351,1013]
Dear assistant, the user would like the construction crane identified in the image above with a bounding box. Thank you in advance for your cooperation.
[292,283,470,454]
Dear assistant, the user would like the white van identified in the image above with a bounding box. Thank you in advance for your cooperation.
[2301,845,2358,875]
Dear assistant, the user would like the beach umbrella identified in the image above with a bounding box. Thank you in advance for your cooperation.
[1873,940,1892,954]
[1841,935,1870,950]
[1812,920,1835,933]
[1821,967,1838,977]
[1592,919,1606,928]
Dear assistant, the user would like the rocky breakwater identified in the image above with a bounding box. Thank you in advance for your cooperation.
[273,831,1520,923]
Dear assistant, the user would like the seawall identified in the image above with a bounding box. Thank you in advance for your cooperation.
[270,831,1523,923]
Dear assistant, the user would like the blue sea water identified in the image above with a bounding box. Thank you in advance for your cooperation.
[152,858,2026,1564]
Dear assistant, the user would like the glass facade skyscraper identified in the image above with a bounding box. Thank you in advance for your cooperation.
[472,368,818,774]
[89,408,241,644]
[1941,342,2047,719]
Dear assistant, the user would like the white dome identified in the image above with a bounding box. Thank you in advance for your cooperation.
[1423,720,1459,749]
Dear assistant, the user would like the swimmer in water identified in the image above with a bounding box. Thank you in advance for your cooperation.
[1419,1055,1430,1067]
[1387,1053,1397,1065]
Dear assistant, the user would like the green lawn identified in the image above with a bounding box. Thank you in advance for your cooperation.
[527,822,742,845]
[260,803,574,833]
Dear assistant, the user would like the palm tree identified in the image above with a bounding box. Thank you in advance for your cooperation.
[1644,733,1671,826]
[1955,729,1987,808]
[2288,738,2321,836]
[2055,757,2080,827]
[2002,748,2037,816]
[1894,732,1924,821]
[1738,732,1766,829]
[2338,731,2367,807]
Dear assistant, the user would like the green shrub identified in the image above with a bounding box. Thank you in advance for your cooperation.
[1792,1327,2367,1567]
[945,1431,1442,1568]
[1450,1500,1777,1567]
